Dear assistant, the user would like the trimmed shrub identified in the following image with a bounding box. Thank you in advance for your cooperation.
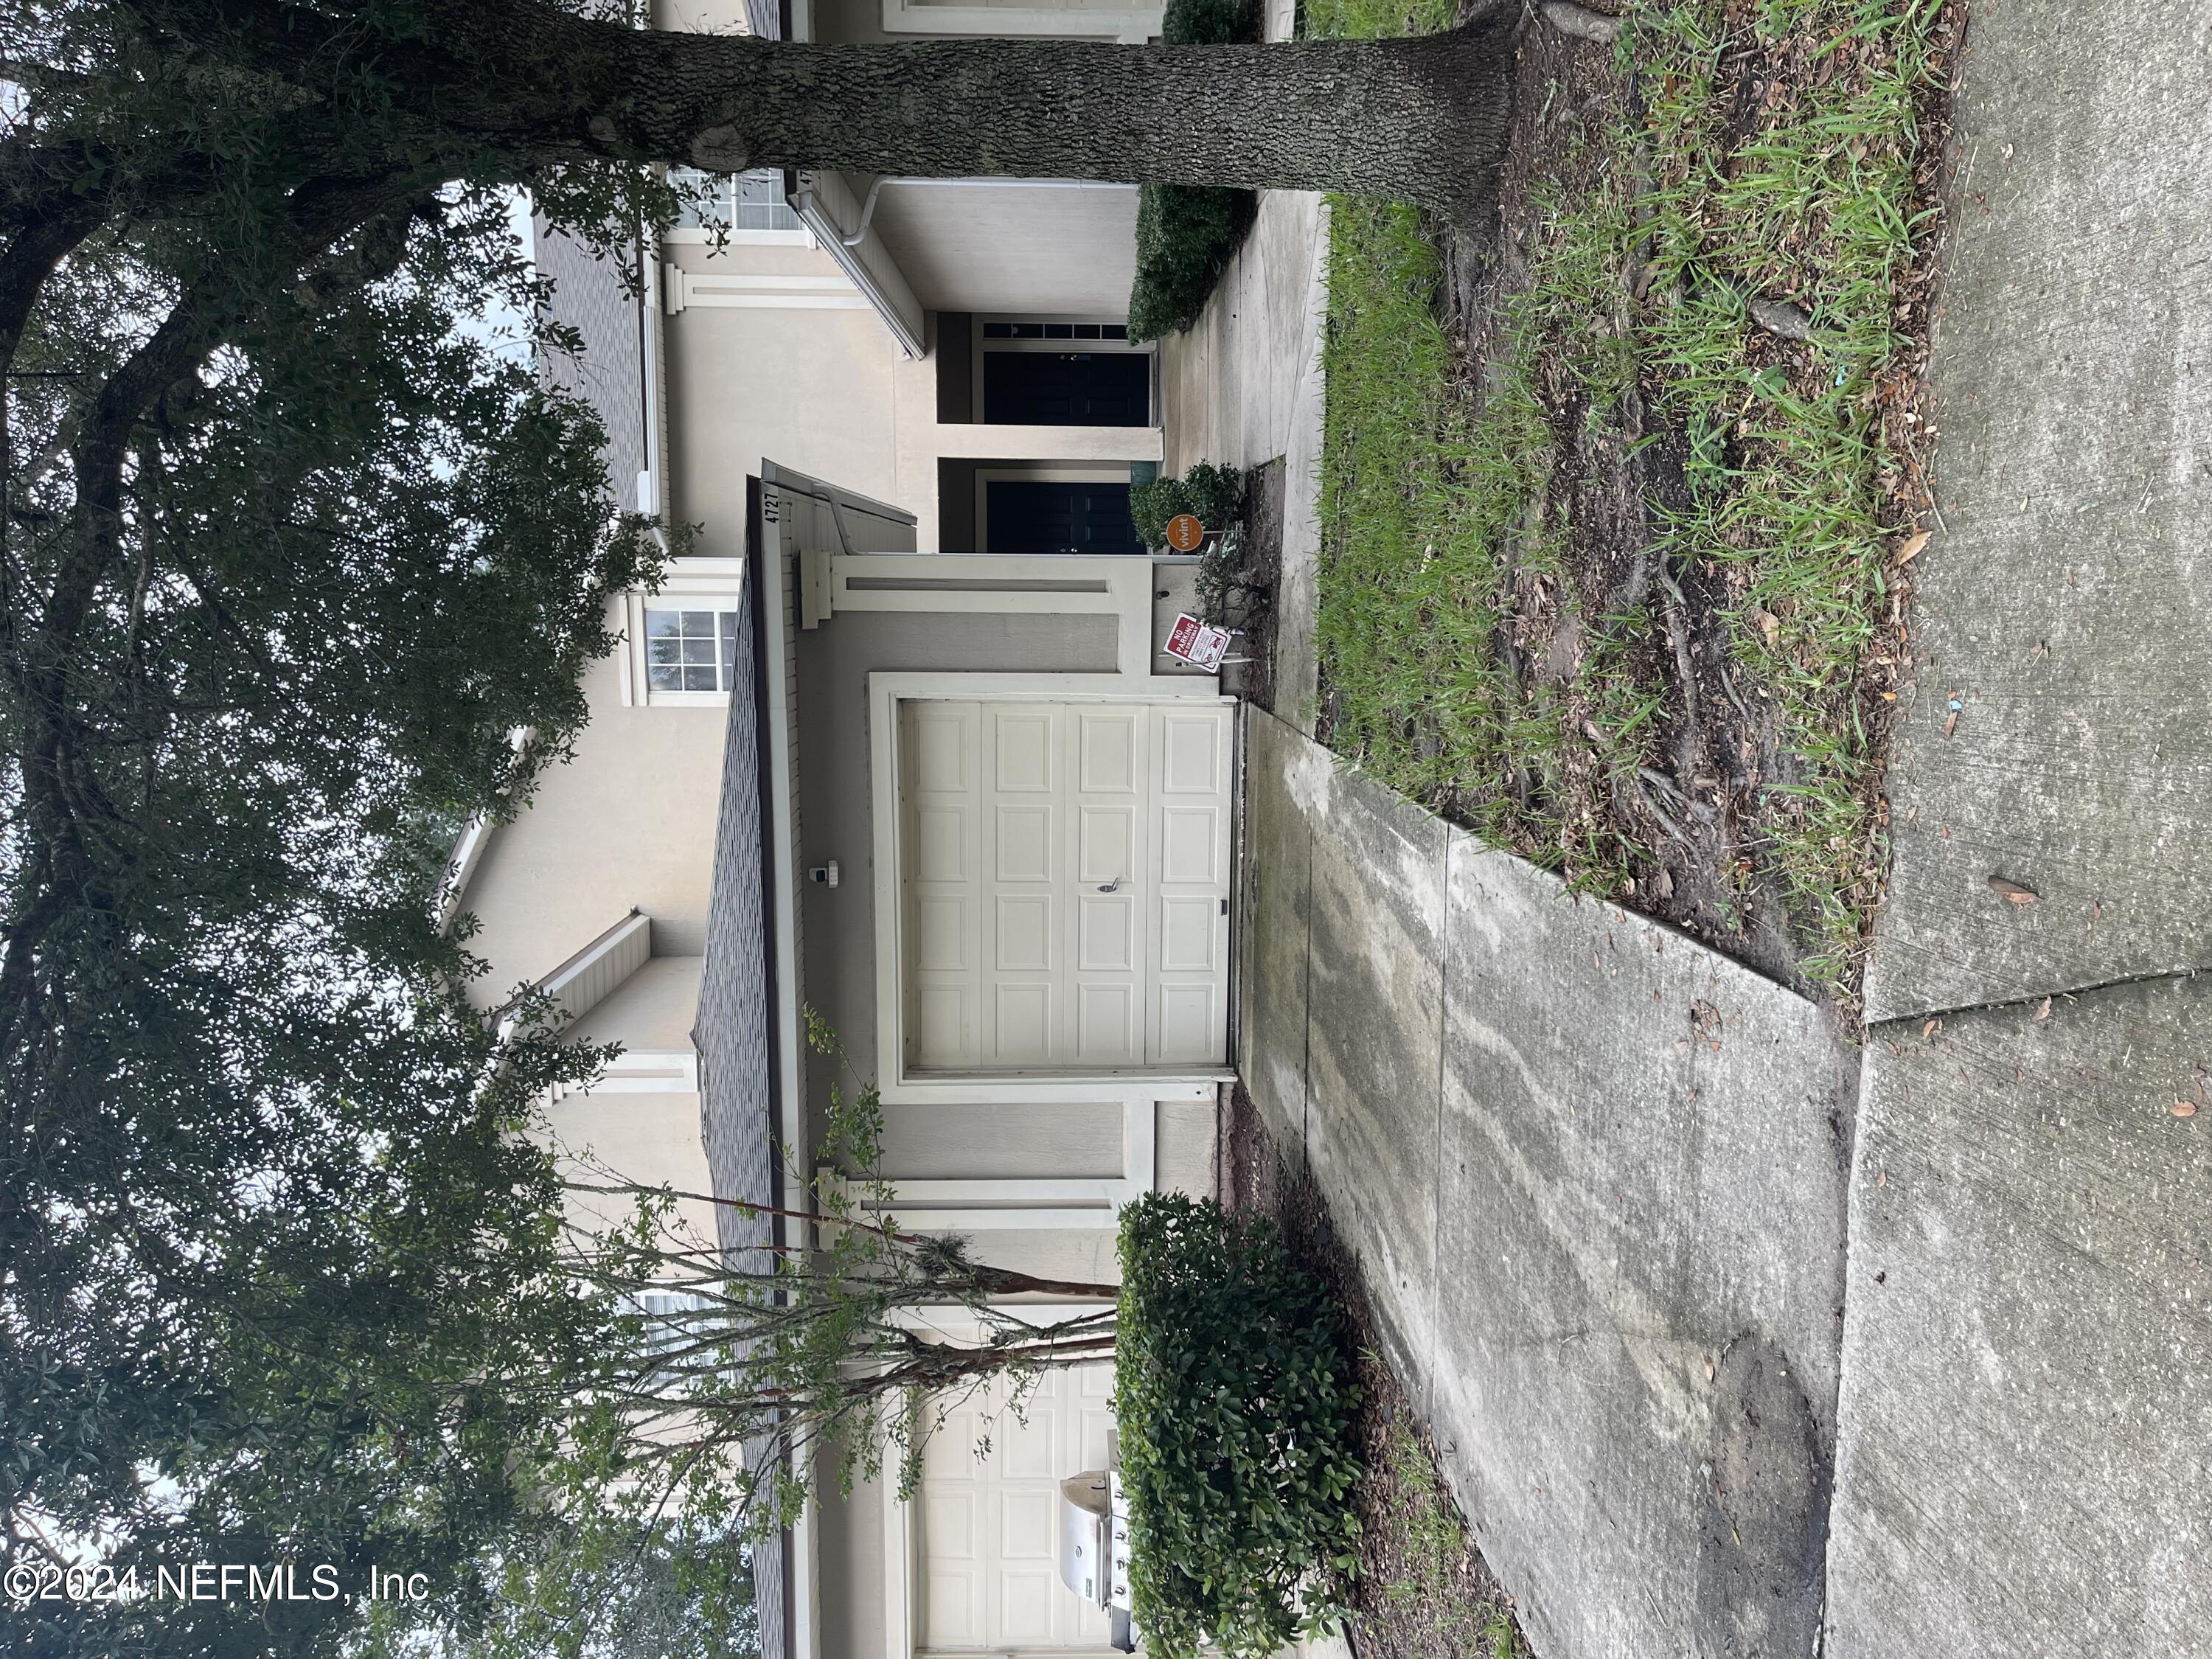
[1129,460,1245,550]
[1116,1193,1363,1659]
[1162,0,1262,44]
[1124,0,1263,339]
[1127,184,1258,341]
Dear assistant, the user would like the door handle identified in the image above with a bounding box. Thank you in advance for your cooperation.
[1097,877,1124,894]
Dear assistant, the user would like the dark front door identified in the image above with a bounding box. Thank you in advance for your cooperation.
[984,350,1151,426]
[985,481,1142,556]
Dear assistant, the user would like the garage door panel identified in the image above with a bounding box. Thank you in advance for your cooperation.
[1158,982,1219,1066]
[1160,711,1223,793]
[914,986,969,1066]
[1001,1570,1062,1646]
[1077,984,1137,1064]
[994,710,1054,792]
[995,804,1054,883]
[1077,709,1140,793]
[995,894,1052,973]
[915,896,970,973]
[1077,805,1135,886]
[1159,805,1219,884]
[992,984,1051,1060]
[914,709,972,790]
[921,1363,1116,1652]
[1158,894,1217,973]
[1076,893,1135,973]
[916,806,968,882]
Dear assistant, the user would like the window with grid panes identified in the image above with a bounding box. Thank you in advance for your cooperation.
[669,167,801,232]
[644,609,740,695]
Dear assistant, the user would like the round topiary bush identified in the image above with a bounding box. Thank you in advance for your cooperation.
[1129,461,1245,550]
[1115,1192,1362,1659]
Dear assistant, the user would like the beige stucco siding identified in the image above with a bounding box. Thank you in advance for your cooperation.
[568,954,706,1052]
[544,1088,719,1242]
[462,630,727,1009]
[663,240,945,547]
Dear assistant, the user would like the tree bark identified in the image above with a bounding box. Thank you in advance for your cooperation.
[174,0,1523,213]
[617,27,1519,209]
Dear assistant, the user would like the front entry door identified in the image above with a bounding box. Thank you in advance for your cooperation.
[983,349,1151,425]
[900,699,1233,1073]
[984,479,1141,556]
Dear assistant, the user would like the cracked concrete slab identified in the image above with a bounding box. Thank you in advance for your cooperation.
[1826,975,2212,1657]
[1239,711,1857,1659]
[1863,0,2212,1025]
[1824,4,2212,1650]
[1298,734,1453,1400]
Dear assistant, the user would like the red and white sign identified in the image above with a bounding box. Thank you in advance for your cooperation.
[1163,613,1231,673]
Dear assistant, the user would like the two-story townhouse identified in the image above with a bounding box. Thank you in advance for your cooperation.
[441,4,1248,1656]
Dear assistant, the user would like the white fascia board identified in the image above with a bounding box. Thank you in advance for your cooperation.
[538,910,653,1027]
[790,172,925,359]
[432,813,495,935]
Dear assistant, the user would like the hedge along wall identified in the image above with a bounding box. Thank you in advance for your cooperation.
[1114,1193,1363,1658]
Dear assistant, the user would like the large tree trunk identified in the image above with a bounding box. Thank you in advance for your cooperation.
[403,1,1522,212]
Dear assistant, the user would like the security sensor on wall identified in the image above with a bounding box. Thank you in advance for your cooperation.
[809,861,840,888]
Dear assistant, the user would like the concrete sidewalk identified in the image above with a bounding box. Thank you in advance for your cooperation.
[1159,189,1327,733]
[1241,709,1859,1659]
[1825,2,2212,1652]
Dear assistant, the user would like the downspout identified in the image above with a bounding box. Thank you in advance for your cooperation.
[797,175,889,248]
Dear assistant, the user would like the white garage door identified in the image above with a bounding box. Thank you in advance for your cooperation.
[920,1361,1117,1652]
[900,699,1233,1072]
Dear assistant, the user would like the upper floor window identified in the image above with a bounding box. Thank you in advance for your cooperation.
[669,167,804,234]
[645,608,740,696]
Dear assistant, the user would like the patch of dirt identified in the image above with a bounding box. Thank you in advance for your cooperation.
[1225,1085,1523,1658]
[1313,0,1963,996]
[1223,458,1287,714]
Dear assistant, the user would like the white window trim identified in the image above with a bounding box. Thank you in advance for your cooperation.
[866,671,1233,1102]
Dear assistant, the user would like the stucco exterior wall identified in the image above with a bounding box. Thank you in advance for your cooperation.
[546,1088,719,1242]
[462,623,728,1008]
[871,181,1142,317]
[568,954,706,1052]
[663,251,936,556]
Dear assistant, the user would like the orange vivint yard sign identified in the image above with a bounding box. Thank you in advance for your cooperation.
[1164,513,1205,553]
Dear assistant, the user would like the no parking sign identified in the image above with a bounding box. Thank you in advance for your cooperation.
[1163,613,1231,673]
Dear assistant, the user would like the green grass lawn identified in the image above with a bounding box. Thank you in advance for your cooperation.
[1310,0,1952,990]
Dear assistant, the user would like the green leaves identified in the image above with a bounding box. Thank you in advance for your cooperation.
[1115,1194,1363,1659]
